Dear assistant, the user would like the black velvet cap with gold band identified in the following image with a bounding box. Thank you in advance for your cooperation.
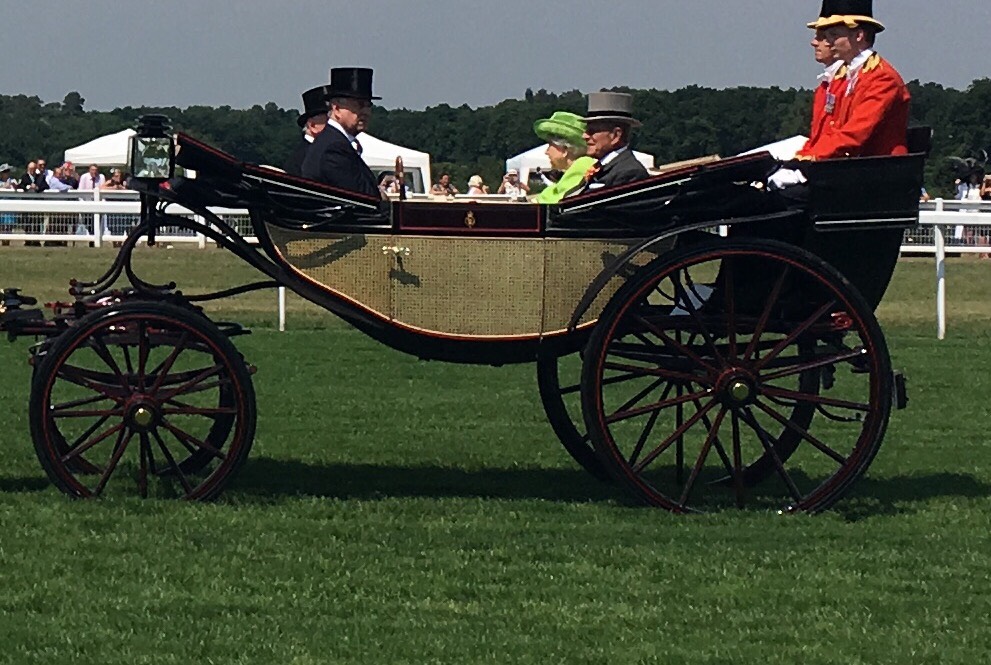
[806,0,885,32]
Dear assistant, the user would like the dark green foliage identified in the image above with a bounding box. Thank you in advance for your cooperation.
[2,79,988,195]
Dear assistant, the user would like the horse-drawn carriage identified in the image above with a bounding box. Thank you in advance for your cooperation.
[0,117,928,512]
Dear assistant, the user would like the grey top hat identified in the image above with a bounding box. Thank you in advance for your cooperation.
[584,92,642,128]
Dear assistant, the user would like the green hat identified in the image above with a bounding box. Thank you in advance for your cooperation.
[533,111,587,147]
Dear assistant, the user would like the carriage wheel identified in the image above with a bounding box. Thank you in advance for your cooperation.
[29,302,256,500]
[581,238,892,513]
[536,351,610,482]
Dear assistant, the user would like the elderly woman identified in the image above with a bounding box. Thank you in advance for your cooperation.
[532,111,596,203]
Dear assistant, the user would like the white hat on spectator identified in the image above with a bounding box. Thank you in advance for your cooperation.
[0,163,11,172]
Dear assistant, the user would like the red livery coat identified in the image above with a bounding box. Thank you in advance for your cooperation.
[798,54,910,160]
[801,70,849,155]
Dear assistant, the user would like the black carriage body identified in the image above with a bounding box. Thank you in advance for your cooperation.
[151,133,922,366]
[0,127,930,510]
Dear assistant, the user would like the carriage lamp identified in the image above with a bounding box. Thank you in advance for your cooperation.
[129,114,175,181]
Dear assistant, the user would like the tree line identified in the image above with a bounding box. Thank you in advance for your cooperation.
[2,79,989,196]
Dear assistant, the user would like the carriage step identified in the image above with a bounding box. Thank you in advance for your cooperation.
[893,371,908,410]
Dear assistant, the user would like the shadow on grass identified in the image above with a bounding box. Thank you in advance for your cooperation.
[230,457,623,504]
[0,476,50,493]
[230,459,991,516]
[835,472,991,521]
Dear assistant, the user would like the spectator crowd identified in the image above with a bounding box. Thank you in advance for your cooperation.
[0,161,133,244]
[0,160,129,194]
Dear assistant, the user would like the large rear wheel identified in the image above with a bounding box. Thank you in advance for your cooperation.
[581,238,892,513]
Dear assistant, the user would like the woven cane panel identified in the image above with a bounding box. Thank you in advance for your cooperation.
[542,238,673,330]
[390,236,545,336]
[266,226,392,316]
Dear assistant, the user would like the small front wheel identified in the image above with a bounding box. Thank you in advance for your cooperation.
[29,302,256,500]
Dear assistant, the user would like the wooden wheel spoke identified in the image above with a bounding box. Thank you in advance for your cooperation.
[678,407,727,507]
[671,273,726,367]
[754,400,848,465]
[51,393,116,412]
[56,364,126,400]
[604,360,710,386]
[157,365,224,403]
[753,300,837,371]
[694,401,736,480]
[614,377,669,415]
[67,414,113,452]
[152,428,193,495]
[93,429,134,496]
[88,335,132,392]
[738,408,803,502]
[607,388,711,425]
[761,386,870,413]
[148,332,191,394]
[632,398,717,473]
[631,314,719,375]
[62,422,126,463]
[51,407,122,419]
[122,344,135,377]
[627,383,674,466]
[761,348,865,382]
[137,321,150,390]
[160,419,227,461]
[723,257,738,360]
[743,265,790,362]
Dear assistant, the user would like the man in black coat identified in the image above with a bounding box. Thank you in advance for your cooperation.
[565,91,649,197]
[301,67,380,198]
[284,85,330,177]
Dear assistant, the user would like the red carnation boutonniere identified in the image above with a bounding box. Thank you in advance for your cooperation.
[583,162,601,183]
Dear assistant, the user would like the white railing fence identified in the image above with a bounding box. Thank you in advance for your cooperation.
[2,193,990,336]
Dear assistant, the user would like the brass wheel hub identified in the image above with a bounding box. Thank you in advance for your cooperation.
[126,402,160,432]
[717,370,759,407]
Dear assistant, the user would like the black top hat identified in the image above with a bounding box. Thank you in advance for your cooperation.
[808,0,885,32]
[297,85,330,127]
[326,67,381,101]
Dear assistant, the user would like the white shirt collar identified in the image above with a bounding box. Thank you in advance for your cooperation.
[600,146,628,166]
[846,48,875,76]
[817,60,844,85]
[304,132,315,144]
[326,118,357,146]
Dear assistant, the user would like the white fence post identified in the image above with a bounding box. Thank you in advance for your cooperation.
[278,287,286,332]
[934,218,946,341]
[92,188,102,248]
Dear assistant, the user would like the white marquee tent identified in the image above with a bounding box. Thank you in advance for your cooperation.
[356,132,432,193]
[506,144,655,183]
[64,128,432,192]
[64,128,136,167]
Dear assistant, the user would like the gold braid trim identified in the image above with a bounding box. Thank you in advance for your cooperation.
[863,53,882,73]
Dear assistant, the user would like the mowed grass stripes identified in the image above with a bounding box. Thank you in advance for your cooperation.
[1,248,990,663]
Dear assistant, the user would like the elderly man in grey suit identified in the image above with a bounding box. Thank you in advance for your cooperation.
[565,91,649,196]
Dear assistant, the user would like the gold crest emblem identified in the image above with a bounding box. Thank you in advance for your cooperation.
[464,211,476,228]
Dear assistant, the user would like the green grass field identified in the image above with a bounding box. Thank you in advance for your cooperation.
[2,247,991,664]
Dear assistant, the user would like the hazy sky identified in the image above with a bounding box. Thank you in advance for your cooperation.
[2,0,988,113]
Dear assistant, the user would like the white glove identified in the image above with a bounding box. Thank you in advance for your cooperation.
[768,168,808,190]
